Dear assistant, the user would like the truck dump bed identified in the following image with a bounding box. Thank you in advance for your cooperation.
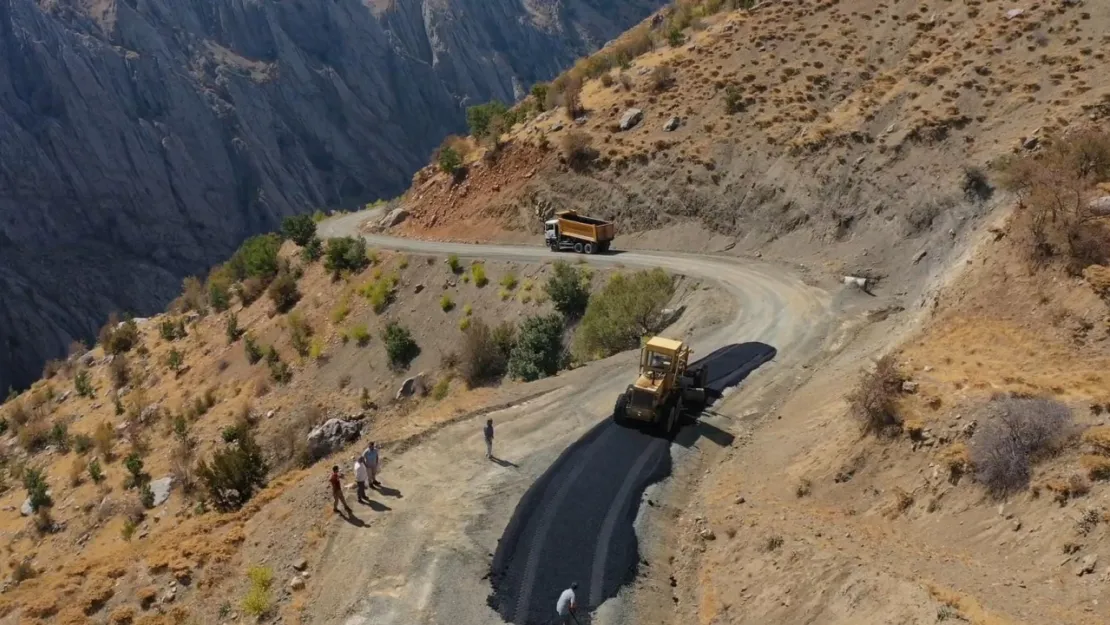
[557,211,615,242]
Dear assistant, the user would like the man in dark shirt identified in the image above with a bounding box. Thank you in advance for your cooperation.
[484,419,494,459]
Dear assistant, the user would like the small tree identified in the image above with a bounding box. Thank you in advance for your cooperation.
[508,314,565,381]
[74,369,93,398]
[100,315,139,355]
[228,234,282,283]
[167,348,184,373]
[323,237,369,279]
[282,214,317,247]
[531,83,550,111]
[244,335,263,364]
[124,452,149,489]
[226,313,244,344]
[267,271,301,313]
[575,269,674,359]
[301,236,323,263]
[847,356,905,435]
[460,319,515,387]
[466,101,509,139]
[382,323,420,370]
[88,458,105,483]
[545,261,590,319]
[23,468,51,513]
[208,268,232,312]
[197,431,268,511]
[438,146,463,174]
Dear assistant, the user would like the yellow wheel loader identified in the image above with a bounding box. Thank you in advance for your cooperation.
[613,337,708,433]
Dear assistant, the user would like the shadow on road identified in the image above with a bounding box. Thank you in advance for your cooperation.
[375,484,403,498]
[491,456,519,468]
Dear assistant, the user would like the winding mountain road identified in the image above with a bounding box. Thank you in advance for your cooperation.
[310,211,831,625]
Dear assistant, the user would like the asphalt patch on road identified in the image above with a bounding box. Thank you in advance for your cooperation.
[487,343,775,624]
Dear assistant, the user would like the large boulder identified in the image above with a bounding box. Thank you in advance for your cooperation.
[380,207,409,229]
[396,373,428,399]
[619,108,644,131]
[150,477,174,507]
[306,419,364,460]
[1089,196,1110,216]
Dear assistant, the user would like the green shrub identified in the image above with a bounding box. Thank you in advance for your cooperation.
[266,348,292,384]
[471,263,488,287]
[227,313,244,344]
[359,276,396,314]
[242,565,274,617]
[73,433,93,455]
[124,452,149,489]
[459,317,471,331]
[198,431,268,511]
[74,369,93,398]
[159,319,187,341]
[23,467,51,513]
[208,269,232,312]
[244,335,263,364]
[440,295,455,312]
[288,313,313,357]
[724,84,746,114]
[509,314,564,381]
[139,482,155,508]
[432,378,450,401]
[447,254,462,274]
[324,237,369,279]
[500,273,518,290]
[99,314,139,355]
[228,234,282,283]
[167,348,184,372]
[531,83,550,110]
[301,236,323,262]
[282,214,317,246]
[349,324,371,347]
[88,458,104,483]
[382,323,420,370]
[331,295,351,324]
[121,519,137,541]
[466,101,509,139]
[460,319,515,387]
[267,271,301,313]
[438,146,463,174]
[312,210,326,222]
[574,269,675,360]
[545,262,590,319]
[48,422,69,451]
[667,25,684,47]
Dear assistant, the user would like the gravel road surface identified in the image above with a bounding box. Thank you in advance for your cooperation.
[308,211,831,625]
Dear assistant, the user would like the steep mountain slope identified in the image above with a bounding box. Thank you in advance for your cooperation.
[0,0,666,392]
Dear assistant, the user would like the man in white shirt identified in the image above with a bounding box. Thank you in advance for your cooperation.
[556,582,578,624]
[354,457,369,504]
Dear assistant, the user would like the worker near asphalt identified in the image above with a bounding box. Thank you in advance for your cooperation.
[484,418,495,459]
[362,442,381,488]
[329,465,351,515]
[354,456,370,504]
[556,582,578,624]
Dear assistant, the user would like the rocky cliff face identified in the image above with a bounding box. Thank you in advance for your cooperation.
[0,0,664,391]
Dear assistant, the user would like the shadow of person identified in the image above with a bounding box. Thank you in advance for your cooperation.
[366,499,392,512]
[340,510,368,528]
[375,484,403,498]
[490,456,518,468]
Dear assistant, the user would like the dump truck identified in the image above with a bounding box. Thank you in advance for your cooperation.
[613,336,708,433]
[544,210,615,254]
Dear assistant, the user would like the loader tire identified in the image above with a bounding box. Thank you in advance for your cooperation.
[613,390,629,425]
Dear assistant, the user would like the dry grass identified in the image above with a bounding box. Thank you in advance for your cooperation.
[847,355,905,436]
[1081,426,1110,455]
[1041,473,1091,506]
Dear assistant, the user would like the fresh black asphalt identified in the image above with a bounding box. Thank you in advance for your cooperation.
[488,343,777,624]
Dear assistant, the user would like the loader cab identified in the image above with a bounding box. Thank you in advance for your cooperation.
[639,337,683,387]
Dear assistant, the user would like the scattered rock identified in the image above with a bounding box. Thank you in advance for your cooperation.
[902,380,919,394]
[1012,519,1023,532]
[1076,554,1097,577]
[663,116,681,132]
[551,122,564,132]
[619,108,644,131]
[842,276,870,292]
[149,477,174,507]
[699,528,716,541]
[1022,136,1039,150]
[380,207,409,229]
[1089,196,1110,216]
[396,373,428,399]
[306,419,364,460]
[293,558,308,571]
[735,496,746,505]
[289,576,305,591]
[265,410,276,419]
[912,250,927,264]
[414,284,425,294]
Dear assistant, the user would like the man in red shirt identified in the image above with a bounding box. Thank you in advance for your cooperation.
[329,465,352,515]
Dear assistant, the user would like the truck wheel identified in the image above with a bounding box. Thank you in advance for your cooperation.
[583,242,594,254]
[573,242,584,253]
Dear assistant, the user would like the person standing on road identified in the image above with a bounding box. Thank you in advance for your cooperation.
[362,442,381,488]
[329,465,351,515]
[556,582,578,624]
[484,419,495,459]
[354,457,370,504]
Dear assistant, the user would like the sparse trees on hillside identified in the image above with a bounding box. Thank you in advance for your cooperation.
[508,314,564,382]
[574,269,675,360]
[323,237,369,279]
[545,262,590,319]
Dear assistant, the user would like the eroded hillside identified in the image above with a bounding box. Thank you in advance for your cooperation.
[0,0,668,392]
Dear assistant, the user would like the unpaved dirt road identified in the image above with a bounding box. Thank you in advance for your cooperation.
[311,211,832,625]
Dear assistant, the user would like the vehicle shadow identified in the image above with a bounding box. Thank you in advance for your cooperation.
[613,342,777,447]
